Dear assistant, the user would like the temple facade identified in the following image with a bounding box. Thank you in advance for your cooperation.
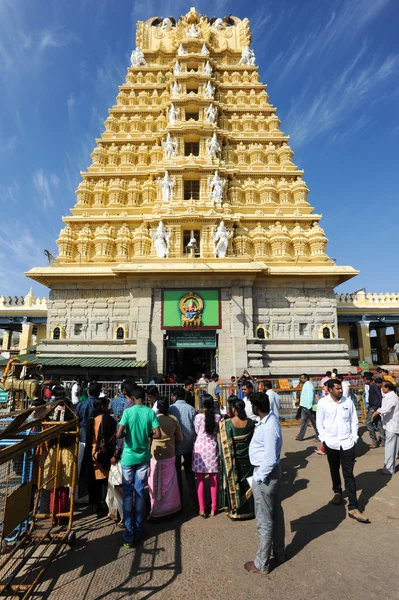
[27,8,357,378]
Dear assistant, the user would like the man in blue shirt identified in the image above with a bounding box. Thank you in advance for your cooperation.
[111,380,134,421]
[169,386,197,507]
[245,392,285,574]
[296,373,318,441]
[75,382,100,443]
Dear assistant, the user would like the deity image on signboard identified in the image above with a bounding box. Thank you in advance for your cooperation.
[162,289,220,330]
[179,292,203,327]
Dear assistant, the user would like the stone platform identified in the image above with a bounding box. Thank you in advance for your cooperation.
[33,427,399,600]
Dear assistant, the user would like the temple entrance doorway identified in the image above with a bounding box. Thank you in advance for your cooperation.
[164,331,217,380]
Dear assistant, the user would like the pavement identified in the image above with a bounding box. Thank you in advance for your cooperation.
[32,425,399,600]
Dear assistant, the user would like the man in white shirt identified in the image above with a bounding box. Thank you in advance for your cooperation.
[373,381,399,475]
[394,341,399,361]
[198,373,208,385]
[316,378,369,523]
[337,375,350,399]
[242,380,258,422]
[264,380,280,419]
[71,377,80,405]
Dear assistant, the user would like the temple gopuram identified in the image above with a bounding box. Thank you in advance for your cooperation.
[27,8,357,378]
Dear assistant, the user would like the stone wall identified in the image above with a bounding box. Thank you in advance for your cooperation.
[44,276,349,376]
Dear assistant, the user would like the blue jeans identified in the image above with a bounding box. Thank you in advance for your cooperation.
[122,462,149,543]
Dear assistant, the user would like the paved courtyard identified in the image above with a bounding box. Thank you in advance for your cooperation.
[33,426,399,600]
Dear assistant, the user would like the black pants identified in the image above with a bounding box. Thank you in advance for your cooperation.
[324,444,358,510]
[175,453,196,506]
[92,479,108,515]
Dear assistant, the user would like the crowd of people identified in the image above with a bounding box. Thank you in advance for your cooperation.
[40,366,399,574]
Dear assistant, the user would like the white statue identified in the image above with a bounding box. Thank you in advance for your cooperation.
[162,133,178,159]
[213,221,233,258]
[200,43,209,56]
[177,43,186,56]
[204,61,213,76]
[130,46,147,67]
[173,60,182,76]
[206,132,221,159]
[170,81,181,98]
[157,171,175,203]
[204,81,215,98]
[161,17,173,32]
[151,221,172,258]
[167,104,180,125]
[208,171,226,203]
[187,23,200,37]
[205,103,217,124]
[239,46,256,66]
[213,18,224,30]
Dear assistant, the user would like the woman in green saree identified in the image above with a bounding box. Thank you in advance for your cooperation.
[219,398,255,520]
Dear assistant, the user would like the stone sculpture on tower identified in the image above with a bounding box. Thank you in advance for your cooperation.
[162,133,178,159]
[213,221,233,258]
[130,46,147,67]
[208,171,226,203]
[157,171,175,203]
[206,133,221,159]
[151,222,172,258]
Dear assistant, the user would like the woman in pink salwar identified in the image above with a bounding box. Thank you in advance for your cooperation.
[148,396,183,521]
[193,394,221,518]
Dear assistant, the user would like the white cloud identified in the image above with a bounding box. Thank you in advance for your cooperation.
[283,49,399,146]
[32,169,59,210]
[0,136,19,153]
[0,179,20,204]
[67,93,76,121]
[269,0,393,82]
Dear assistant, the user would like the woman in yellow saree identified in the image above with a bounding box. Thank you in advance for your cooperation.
[219,399,255,519]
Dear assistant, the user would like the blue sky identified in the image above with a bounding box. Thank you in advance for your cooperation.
[0,0,398,297]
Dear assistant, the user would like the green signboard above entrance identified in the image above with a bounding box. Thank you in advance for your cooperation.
[167,331,217,348]
[162,289,221,329]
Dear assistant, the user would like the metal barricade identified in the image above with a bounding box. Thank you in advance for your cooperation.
[0,401,79,599]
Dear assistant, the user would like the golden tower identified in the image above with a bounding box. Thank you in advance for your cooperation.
[28,9,357,377]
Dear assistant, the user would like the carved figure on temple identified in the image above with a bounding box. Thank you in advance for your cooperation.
[206,133,221,159]
[161,17,173,31]
[162,133,178,159]
[173,60,182,76]
[208,171,226,203]
[213,220,233,258]
[171,81,181,98]
[204,61,213,76]
[130,46,147,67]
[205,103,217,124]
[200,43,209,55]
[177,43,186,56]
[213,18,224,30]
[239,46,256,66]
[204,81,215,98]
[157,171,175,202]
[150,221,172,258]
[187,23,200,37]
[167,104,180,125]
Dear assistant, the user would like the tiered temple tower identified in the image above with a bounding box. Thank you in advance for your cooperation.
[28,9,357,377]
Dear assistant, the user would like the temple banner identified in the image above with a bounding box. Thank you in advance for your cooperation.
[162,289,221,330]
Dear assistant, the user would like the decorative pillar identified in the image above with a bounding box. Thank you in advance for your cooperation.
[356,321,372,365]
[19,320,34,353]
[2,331,11,351]
[376,328,389,365]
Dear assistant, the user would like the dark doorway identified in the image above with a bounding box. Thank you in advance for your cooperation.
[166,348,216,381]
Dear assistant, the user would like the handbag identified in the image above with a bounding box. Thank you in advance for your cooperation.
[95,418,116,469]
